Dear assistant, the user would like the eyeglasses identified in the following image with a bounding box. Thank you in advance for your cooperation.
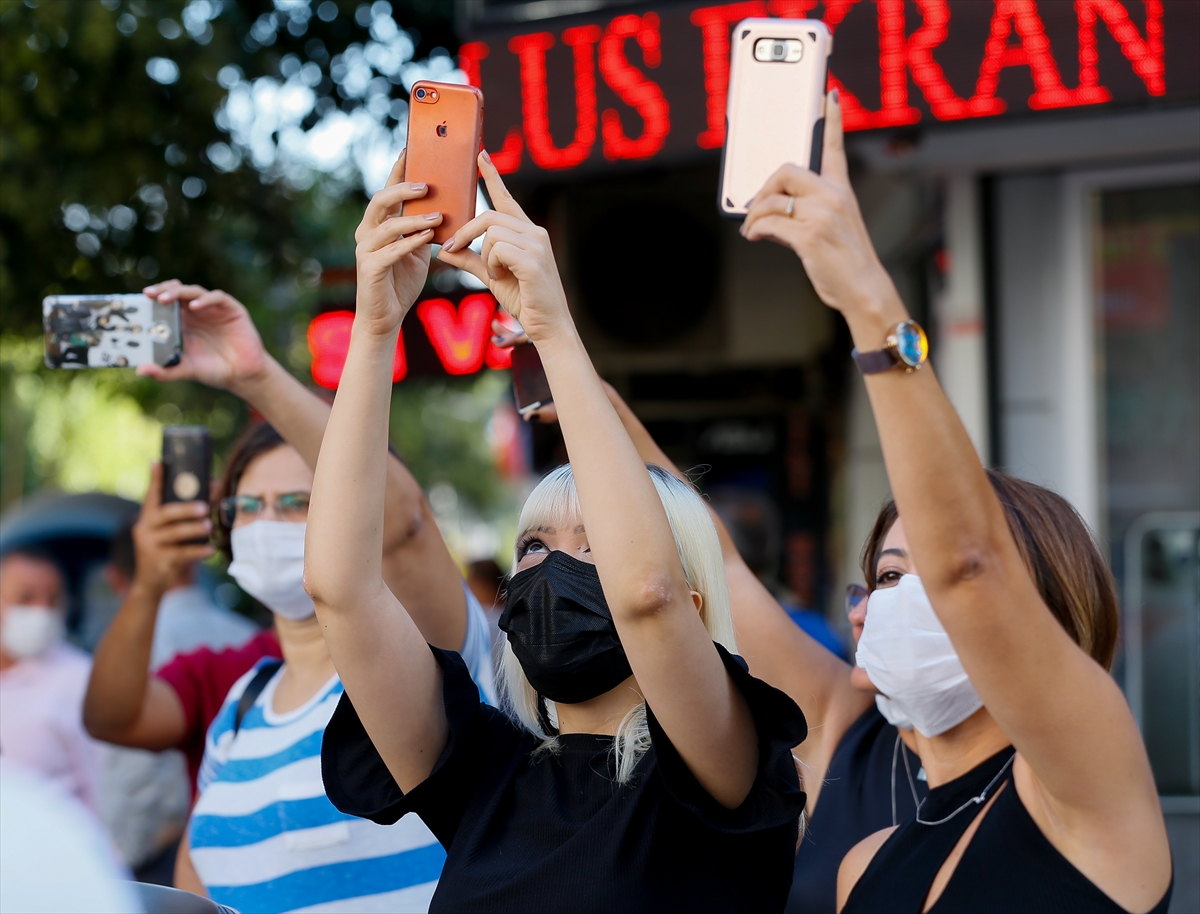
[845,583,868,615]
[219,492,310,527]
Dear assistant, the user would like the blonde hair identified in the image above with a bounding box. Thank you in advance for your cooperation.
[498,463,736,783]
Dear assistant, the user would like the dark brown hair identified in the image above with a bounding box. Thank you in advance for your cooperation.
[859,469,1120,670]
[214,422,286,557]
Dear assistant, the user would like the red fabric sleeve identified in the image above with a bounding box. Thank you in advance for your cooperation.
[155,629,282,791]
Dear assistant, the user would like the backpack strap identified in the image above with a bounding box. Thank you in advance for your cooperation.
[234,660,283,736]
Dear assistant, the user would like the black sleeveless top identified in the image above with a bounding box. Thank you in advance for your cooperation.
[786,706,926,914]
[843,746,1173,914]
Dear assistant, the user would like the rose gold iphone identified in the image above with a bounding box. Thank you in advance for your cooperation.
[719,19,832,219]
[403,80,484,244]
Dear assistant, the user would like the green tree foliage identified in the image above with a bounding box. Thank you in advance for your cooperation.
[0,0,456,336]
[0,0,516,535]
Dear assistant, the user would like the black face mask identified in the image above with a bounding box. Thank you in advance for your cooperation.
[498,550,633,705]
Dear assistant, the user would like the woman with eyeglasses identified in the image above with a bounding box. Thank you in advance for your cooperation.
[177,418,495,913]
[82,251,496,907]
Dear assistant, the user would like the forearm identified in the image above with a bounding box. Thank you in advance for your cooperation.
[847,297,1012,596]
[538,331,690,612]
[83,581,162,737]
[305,324,397,608]
[234,356,426,553]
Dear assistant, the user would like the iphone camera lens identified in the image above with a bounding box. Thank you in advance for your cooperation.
[416,87,427,100]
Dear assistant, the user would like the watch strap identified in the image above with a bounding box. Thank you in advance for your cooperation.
[851,346,897,374]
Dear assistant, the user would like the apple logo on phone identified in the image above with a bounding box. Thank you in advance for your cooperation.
[437,122,448,137]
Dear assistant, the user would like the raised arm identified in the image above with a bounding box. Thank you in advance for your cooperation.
[439,153,758,809]
[744,92,1169,897]
[141,165,466,651]
[497,347,865,799]
[84,463,208,749]
[304,163,448,793]
[604,384,871,795]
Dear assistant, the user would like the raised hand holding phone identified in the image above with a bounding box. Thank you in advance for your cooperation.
[740,90,907,342]
[353,149,442,338]
[437,151,572,345]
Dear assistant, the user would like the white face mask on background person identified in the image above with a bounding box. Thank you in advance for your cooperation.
[228,521,315,621]
[855,574,984,738]
[1,606,65,659]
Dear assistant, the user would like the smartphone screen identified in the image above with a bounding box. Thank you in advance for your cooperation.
[510,343,553,415]
[162,426,213,506]
[43,294,182,369]
[403,81,484,245]
[720,19,831,218]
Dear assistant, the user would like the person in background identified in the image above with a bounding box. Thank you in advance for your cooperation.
[0,548,102,814]
[465,557,505,650]
[179,409,494,913]
[743,90,1171,913]
[84,268,492,795]
[91,468,260,880]
[106,506,257,669]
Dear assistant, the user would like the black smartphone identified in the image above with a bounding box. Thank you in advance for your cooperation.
[43,293,182,369]
[510,342,553,417]
[162,426,212,506]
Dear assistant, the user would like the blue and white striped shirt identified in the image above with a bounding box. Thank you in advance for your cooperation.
[190,588,496,913]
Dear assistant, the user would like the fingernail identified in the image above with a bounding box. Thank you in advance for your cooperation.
[481,149,492,165]
[424,211,440,221]
[441,238,456,252]
[832,88,839,104]
[412,182,427,191]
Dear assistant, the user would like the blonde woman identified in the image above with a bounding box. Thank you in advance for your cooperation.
[305,151,808,913]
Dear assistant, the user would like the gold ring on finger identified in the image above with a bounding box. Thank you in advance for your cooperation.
[785,196,795,217]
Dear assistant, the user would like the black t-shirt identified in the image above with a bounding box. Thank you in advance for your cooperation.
[322,643,808,914]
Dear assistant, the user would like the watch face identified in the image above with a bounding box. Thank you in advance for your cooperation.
[895,321,928,368]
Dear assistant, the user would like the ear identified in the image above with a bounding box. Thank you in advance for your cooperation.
[690,590,703,615]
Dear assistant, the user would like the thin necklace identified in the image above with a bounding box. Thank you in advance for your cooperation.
[915,753,1015,826]
[889,732,922,827]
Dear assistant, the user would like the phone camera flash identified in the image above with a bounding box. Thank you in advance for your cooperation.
[753,37,803,63]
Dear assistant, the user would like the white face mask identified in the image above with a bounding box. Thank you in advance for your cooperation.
[1,606,65,659]
[855,574,983,738]
[228,521,315,621]
[875,695,913,731]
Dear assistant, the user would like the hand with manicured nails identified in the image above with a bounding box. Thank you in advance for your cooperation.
[741,91,906,324]
[132,463,215,595]
[437,151,572,345]
[354,149,442,337]
[138,280,270,394]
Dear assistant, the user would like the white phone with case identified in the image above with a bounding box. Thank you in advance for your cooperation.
[719,19,832,219]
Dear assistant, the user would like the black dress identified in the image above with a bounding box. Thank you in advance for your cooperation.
[322,642,808,914]
[787,705,927,914]
[842,746,1173,913]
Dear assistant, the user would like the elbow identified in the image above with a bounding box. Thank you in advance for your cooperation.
[82,694,123,742]
[612,575,678,622]
[923,543,994,598]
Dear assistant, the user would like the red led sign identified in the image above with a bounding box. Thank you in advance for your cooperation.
[461,0,1195,176]
[307,292,512,389]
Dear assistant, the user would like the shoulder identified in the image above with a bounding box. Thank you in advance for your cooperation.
[157,629,279,687]
[836,825,896,911]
